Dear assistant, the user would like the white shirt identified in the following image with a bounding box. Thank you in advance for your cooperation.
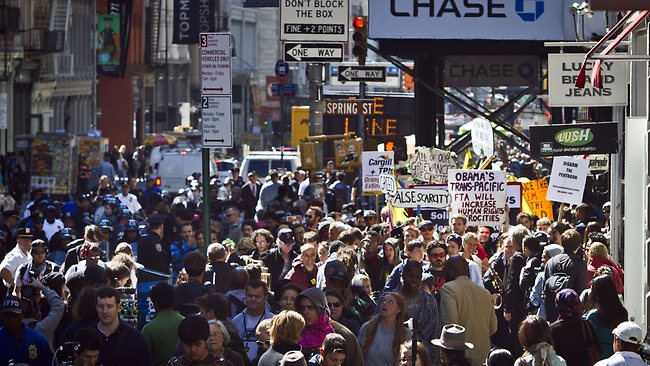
[467,259,485,288]
[0,245,31,287]
[594,351,646,366]
[43,219,64,241]
[117,193,142,214]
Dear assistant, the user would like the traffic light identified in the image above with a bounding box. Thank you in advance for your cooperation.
[352,16,368,65]
[333,138,363,169]
[300,142,318,171]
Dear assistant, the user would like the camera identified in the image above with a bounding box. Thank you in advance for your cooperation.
[21,270,38,299]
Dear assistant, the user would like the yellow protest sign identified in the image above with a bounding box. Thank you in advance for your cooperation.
[521,179,555,220]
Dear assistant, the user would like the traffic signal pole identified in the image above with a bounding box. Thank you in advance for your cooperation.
[308,63,325,172]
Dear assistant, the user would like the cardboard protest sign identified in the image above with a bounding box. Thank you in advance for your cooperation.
[362,151,394,195]
[546,156,588,205]
[448,169,507,226]
[409,147,457,183]
[390,188,451,208]
[471,117,494,157]
[521,179,555,220]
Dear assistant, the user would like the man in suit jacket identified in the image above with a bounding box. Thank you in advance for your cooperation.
[440,255,497,366]
[241,171,261,219]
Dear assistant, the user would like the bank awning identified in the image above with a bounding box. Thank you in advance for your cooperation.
[575,10,650,88]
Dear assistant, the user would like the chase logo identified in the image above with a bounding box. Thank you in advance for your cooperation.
[515,0,544,22]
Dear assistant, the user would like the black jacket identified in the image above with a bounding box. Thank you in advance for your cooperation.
[262,248,297,291]
[504,252,527,316]
[203,261,236,293]
[138,231,171,274]
[544,251,588,322]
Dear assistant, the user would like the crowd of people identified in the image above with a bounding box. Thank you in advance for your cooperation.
[0,163,644,366]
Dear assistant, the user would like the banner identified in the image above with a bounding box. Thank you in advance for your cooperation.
[390,188,452,208]
[530,122,618,156]
[362,151,394,195]
[448,169,507,226]
[173,0,216,44]
[445,55,539,87]
[97,0,133,77]
[546,156,589,205]
[409,147,457,183]
[370,0,567,40]
[521,179,554,220]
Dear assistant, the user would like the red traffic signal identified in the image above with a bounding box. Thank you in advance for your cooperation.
[352,16,365,30]
[352,16,368,65]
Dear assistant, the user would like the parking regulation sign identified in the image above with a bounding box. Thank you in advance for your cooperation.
[280,0,349,42]
[200,33,232,96]
[201,96,233,148]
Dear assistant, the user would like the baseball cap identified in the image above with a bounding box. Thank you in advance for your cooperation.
[278,228,296,245]
[534,231,550,246]
[0,295,23,314]
[612,321,644,345]
[445,233,462,245]
[30,239,48,250]
[16,227,34,238]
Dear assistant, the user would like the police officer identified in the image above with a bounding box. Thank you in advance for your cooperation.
[138,215,171,274]
[0,228,34,298]
[99,219,115,261]
[15,239,60,298]
[118,219,140,260]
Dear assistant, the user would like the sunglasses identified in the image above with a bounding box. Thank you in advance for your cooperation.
[327,301,342,308]
[256,340,271,347]
[429,252,445,259]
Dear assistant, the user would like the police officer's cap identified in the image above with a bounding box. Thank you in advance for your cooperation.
[148,215,165,226]
[99,219,113,231]
[16,228,34,238]
[125,219,139,232]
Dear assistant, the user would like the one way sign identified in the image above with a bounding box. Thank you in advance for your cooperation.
[338,66,386,82]
[284,43,344,62]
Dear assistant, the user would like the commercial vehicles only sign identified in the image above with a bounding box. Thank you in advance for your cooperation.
[200,33,232,95]
[281,0,349,42]
[548,53,627,107]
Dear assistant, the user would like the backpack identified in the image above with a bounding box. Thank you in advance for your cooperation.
[543,272,572,321]
[228,294,247,317]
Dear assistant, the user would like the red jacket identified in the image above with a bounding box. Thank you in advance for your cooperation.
[285,256,317,291]
[588,256,624,294]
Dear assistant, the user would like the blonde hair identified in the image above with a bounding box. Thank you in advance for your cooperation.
[589,242,609,259]
[270,310,305,345]
[256,318,274,337]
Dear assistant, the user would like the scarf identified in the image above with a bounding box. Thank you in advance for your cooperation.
[299,311,335,349]
[555,288,581,319]
[521,342,556,366]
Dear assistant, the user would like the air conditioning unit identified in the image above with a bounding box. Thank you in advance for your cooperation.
[40,53,74,78]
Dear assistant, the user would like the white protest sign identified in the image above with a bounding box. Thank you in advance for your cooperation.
[448,169,507,226]
[546,156,589,205]
[409,147,457,183]
[390,188,451,208]
[548,53,627,107]
[362,151,394,195]
[379,174,398,197]
[471,117,494,157]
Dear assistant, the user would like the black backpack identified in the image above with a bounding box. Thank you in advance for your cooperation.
[543,272,572,321]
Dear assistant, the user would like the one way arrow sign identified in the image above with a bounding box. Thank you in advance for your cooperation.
[338,66,386,82]
[284,43,344,62]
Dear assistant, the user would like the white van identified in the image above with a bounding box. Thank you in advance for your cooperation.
[240,151,301,182]
[152,148,217,192]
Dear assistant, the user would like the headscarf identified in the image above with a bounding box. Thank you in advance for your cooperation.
[299,311,335,349]
[555,288,581,319]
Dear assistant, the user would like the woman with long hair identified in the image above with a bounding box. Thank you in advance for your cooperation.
[358,292,410,366]
[587,243,624,294]
[585,274,629,358]
[516,315,566,366]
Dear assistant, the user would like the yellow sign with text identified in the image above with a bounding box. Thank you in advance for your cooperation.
[521,179,555,220]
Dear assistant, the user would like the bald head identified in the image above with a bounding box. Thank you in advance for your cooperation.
[443,255,469,282]
[229,267,249,290]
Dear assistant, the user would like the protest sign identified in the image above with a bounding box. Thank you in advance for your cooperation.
[379,173,398,197]
[471,117,494,157]
[521,179,555,220]
[546,156,589,205]
[409,147,457,183]
[391,188,451,208]
[362,151,394,195]
[448,169,507,226]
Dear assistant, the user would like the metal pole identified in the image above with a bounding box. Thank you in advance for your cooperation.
[359,81,366,209]
[202,147,211,253]
[165,0,170,130]
[308,63,324,168]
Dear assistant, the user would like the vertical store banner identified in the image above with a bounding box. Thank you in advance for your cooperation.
[362,151,394,195]
[548,54,627,107]
[448,169,507,226]
[173,0,216,44]
[97,0,133,77]
[546,156,589,205]
[521,179,554,220]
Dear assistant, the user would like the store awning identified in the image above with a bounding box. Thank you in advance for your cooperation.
[575,10,650,89]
